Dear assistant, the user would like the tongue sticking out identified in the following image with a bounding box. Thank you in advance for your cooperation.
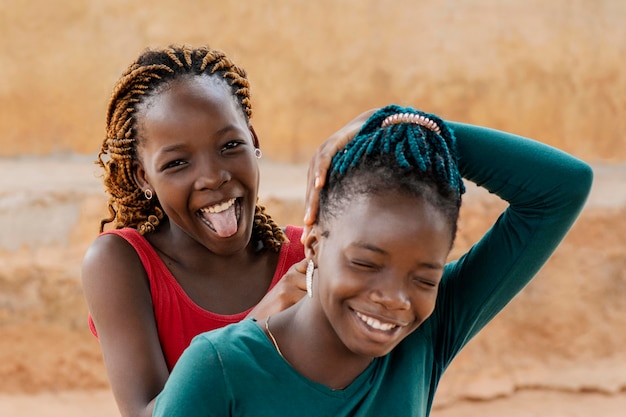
[202,203,238,237]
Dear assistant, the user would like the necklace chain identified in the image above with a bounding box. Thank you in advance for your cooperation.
[265,316,285,359]
[265,316,373,391]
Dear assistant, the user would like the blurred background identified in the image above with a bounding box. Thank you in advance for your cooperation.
[1,1,625,415]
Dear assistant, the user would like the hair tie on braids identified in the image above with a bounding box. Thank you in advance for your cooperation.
[320,104,466,245]
[381,112,442,135]
[328,104,465,201]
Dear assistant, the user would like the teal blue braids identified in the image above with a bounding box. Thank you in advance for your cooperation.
[320,104,465,243]
[329,104,465,200]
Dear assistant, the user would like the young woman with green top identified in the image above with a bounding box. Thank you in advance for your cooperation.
[153,104,593,416]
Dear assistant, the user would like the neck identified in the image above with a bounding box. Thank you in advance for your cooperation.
[148,220,262,270]
[147,221,278,315]
[267,300,374,390]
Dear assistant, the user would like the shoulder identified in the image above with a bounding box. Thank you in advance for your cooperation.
[190,319,267,361]
[283,225,304,240]
[195,318,261,344]
[155,324,247,416]
[168,320,263,382]
[82,230,144,278]
[81,229,151,304]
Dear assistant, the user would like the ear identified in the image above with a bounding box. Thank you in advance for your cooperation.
[248,125,260,149]
[303,225,322,264]
[132,161,151,193]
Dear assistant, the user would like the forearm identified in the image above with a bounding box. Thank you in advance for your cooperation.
[450,121,593,213]
[113,399,154,417]
[103,347,164,417]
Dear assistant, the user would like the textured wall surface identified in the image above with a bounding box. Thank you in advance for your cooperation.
[0,0,624,162]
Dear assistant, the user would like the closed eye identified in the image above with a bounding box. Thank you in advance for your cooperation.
[350,260,380,272]
[413,277,438,289]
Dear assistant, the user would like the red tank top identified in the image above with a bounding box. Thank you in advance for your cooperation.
[88,226,304,370]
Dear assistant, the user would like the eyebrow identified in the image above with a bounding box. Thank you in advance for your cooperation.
[159,143,187,154]
[209,124,247,140]
[158,125,246,154]
[215,124,244,136]
[350,242,444,270]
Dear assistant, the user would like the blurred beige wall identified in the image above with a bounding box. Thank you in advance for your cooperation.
[0,0,624,162]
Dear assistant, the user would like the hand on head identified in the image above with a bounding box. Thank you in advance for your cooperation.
[282,104,463,370]
[301,108,378,242]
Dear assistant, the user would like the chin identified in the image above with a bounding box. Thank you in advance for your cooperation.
[208,232,250,255]
[350,343,398,359]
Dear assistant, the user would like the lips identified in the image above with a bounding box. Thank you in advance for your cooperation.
[354,311,401,332]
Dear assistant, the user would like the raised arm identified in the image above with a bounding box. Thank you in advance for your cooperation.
[430,122,593,360]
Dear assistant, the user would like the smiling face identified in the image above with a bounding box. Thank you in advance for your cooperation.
[307,190,453,358]
[133,74,260,254]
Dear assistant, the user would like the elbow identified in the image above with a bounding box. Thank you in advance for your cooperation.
[571,160,594,202]
[559,159,594,209]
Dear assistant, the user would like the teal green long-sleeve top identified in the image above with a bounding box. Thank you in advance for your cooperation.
[154,123,593,417]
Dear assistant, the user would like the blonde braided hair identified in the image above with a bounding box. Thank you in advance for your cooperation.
[98,44,285,252]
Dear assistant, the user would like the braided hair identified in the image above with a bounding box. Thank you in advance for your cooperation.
[320,104,465,243]
[97,44,285,251]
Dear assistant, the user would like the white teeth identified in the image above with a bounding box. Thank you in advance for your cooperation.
[200,198,236,214]
[355,311,397,331]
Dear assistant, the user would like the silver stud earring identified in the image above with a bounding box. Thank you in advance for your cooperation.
[144,189,153,200]
[306,260,314,298]
[254,148,262,159]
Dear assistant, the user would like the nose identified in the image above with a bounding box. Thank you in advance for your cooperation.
[369,278,411,311]
[193,157,231,190]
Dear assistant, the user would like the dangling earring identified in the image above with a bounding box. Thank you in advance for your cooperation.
[254,148,262,159]
[144,189,153,200]
[306,260,315,298]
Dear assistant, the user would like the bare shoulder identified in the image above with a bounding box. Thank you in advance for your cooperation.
[81,232,152,316]
[82,233,142,277]
[82,233,146,284]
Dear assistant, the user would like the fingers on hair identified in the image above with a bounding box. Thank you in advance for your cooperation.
[328,104,465,200]
[321,105,465,243]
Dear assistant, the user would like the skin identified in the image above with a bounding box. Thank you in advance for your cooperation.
[132,75,277,314]
[134,75,262,258]
[263,190,453,390]
[82,74,309,417]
